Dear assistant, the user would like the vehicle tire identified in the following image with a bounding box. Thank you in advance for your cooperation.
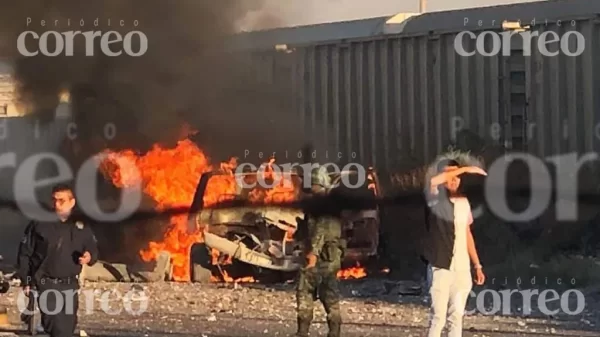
[190,243,212,283]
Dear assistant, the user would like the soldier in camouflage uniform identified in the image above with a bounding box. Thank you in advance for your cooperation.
[296,166,344,337]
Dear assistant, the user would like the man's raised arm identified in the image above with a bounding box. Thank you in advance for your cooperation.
[430,166,487,189]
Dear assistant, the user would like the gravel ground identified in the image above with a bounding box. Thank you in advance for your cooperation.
[0,279,599,337]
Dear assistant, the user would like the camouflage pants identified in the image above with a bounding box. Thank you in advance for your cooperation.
[296,264,341,325]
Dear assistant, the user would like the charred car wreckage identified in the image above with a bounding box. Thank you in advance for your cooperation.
[188,165,382,283]
[75,163,381,283]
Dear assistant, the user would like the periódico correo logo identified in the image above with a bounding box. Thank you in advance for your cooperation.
[17,30,148,57]
[454,30,585,57]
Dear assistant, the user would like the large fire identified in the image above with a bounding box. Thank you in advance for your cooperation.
[98,139,298,282]
[99,139,212,281]
[98,137,371,283]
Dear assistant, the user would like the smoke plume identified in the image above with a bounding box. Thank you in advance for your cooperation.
[0,0,305,163]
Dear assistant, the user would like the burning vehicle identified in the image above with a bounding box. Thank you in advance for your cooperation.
[92,140,380,283]
[188,165,381,283]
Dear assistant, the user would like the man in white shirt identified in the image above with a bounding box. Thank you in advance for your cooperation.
[423,159,487,337]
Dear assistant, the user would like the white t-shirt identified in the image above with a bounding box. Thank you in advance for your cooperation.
[449,197,473,272]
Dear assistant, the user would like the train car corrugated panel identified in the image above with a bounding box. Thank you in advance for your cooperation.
[248,17,600,168]
[525,18,600,158]
[290,34,503,169]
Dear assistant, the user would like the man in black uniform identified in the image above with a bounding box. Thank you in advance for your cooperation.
[17,183,99,337]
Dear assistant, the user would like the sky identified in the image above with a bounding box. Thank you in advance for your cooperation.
[241,0,541,29]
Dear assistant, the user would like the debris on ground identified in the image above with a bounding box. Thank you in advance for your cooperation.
[0,279,597,336]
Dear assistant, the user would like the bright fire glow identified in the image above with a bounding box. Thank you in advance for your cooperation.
[99,138,299,282]
[99,139,212,281]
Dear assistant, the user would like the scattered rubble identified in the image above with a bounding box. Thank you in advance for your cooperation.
[0,278,598,336]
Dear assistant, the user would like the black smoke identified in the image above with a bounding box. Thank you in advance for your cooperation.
[0,0,306,163]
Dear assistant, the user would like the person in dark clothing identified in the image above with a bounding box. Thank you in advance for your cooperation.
[17,183,99,337]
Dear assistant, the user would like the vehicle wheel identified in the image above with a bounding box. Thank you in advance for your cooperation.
[190,243,212,283]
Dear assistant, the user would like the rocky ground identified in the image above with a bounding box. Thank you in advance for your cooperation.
[0,278,599,337]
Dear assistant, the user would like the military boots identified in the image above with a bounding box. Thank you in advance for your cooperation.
[327,320,341,337]
[295,317,310,337]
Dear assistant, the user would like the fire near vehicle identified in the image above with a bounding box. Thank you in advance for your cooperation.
[188,166,381,283]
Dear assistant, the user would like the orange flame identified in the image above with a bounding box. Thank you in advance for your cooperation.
[99,141,299,282]
[337,262,367,279]
[99,139,212,281]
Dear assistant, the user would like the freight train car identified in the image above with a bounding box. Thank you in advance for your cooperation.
[229,0,600,172]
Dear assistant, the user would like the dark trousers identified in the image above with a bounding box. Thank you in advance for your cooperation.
[36,279,79,337]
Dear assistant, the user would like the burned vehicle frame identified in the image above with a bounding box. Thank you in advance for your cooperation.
[188,167,382,283]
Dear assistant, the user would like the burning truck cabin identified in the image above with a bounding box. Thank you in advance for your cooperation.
[189,166,381,283]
